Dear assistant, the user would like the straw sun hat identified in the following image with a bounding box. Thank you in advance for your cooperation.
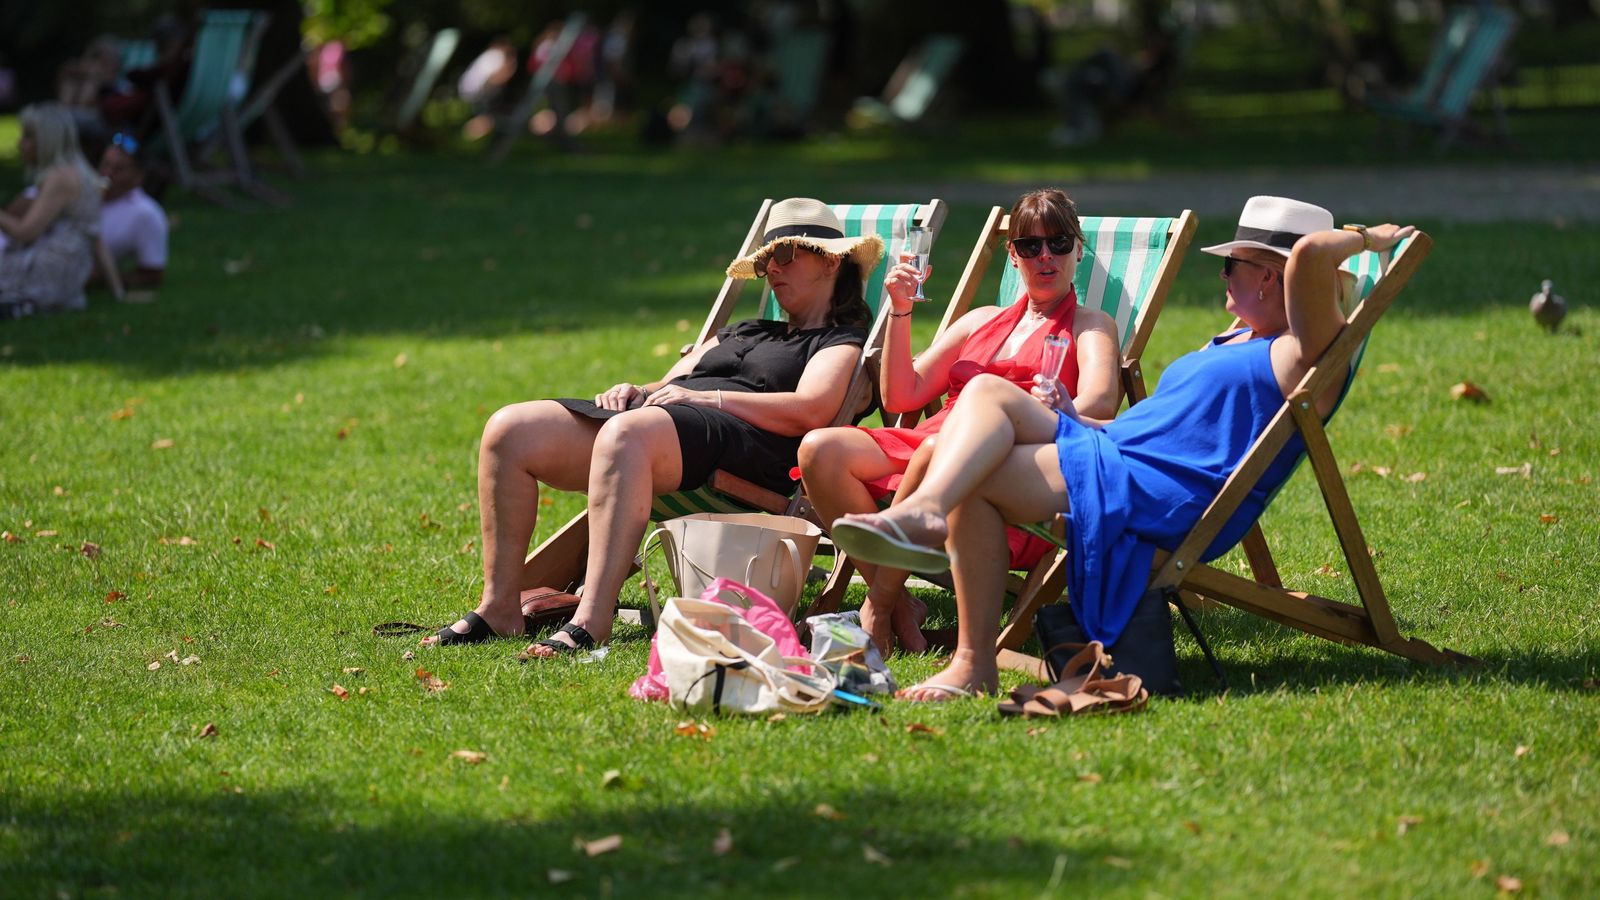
[725,198,885,280]
[1200,195,1335,259]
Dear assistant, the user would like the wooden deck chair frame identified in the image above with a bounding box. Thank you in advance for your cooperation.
[149,10,263,206]
[224,11,310,180]
[997,232,1477,676]
[489,13,588,162]
[517,198,950,608]
[808,206,1197,625]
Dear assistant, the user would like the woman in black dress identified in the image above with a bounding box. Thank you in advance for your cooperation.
[428,198,882,657]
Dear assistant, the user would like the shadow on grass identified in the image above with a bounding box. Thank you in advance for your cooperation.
[4,786,1144,897]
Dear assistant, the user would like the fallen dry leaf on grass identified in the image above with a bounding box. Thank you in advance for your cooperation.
[151,438,175,450]
[330,684,350,700]
[254,538,275,550]
[1546,830,1570,846]
[1496,875,1522,893]
[812,804,846,822]
[1182,820,1202,835]
[180,655,200,666]
[111,407,135,420]
[105,590,126,603]
[1469,860,1491,879]
[600,769,624,789]
[341,667,363,675]
[1077,773,1102,784]
[1396,815,1423,835]
[862,844,892,866]
[1495,463,1533,478]
[451,749,487,764]
[712,828,733,857]
[1315,564,1342,577]
[1514,745,1530,758]
[1103,856,1133,869]
[547,870,574,884]
[1,531,18,543]
[197,722,218,739]
[673,720,714,740]
[1539,514,1559,524]
[165,650,180,662]
[35,529,58,538]
[1404,472,1427,483]
[159,535,200,546]
[415,668,449,692]
[393,353,408,368]
[905,722,944,736]
[578,834,621,857]
[1450,381,1489,403]
[147,661,161,671]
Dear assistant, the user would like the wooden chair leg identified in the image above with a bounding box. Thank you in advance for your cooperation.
[521,511,590,593]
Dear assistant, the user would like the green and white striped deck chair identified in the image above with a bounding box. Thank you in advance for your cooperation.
[852,34,964,128]
[518,199,949,600]
[392,28,462,132]
[1001,232,1474,675]
[810,206,1197,622]
[1372,7,1518,151]
[148,10,260,203]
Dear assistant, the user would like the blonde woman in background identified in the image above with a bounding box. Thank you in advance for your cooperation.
[0,103,103,319]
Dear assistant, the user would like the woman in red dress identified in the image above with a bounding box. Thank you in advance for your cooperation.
[797,189,1120,653]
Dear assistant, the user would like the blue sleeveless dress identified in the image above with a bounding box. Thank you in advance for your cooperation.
[1053,332,1306,644]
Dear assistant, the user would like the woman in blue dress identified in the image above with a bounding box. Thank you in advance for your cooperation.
[831,196,1415,701]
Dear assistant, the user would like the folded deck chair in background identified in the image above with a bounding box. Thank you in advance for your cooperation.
[1004,232,1476,677]
[767,27,830,136]
[148,9,261,206]
[850,34,964,128]
[517,199,950,617]
[1370,6,1519,151]
[807,207,1197,624]
[489,13,587,162]
[390,28,462,133]
[225,11,309,180]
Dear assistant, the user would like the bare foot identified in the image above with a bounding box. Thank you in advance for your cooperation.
[419,602,524,646]
[859,593,896,657]
[895,650,997,702]
[890,591,929,654]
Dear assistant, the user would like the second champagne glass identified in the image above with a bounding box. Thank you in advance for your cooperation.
[899,226,932,301]
[1040,333,1071,395]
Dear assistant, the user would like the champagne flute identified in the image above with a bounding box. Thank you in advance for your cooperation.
[899,226,932,301]
[1039,333,1071,399]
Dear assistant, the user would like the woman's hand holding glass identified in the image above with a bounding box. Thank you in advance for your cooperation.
[884,258,926,314]
[897,226,933,302]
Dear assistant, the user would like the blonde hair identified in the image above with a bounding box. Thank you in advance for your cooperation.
[20,103,97,187]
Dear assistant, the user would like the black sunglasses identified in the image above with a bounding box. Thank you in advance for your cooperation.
[754,243,806,277]
[1009,234,1075,259]
[1221,256,1264,277]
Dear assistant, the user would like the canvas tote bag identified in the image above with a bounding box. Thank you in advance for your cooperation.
[641,513,822,621]
[656,588,835,715]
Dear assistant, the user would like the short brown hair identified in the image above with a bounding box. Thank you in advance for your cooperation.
[1009,188,1084,246]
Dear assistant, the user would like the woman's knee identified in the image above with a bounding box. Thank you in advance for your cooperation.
[797,427,851,473]
[592,410,667,464]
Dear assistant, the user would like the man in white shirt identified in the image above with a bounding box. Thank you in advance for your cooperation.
[97,134,167,291]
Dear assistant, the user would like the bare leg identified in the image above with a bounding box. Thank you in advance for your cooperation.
[525,408,684,656]
[838,375,1064,552]
[798,427,916,652]
[425,401,600,644]
[899,443,1068,700]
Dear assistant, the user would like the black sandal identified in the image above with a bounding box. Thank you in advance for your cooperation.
[431,611,507,646]
[518,623,596,661]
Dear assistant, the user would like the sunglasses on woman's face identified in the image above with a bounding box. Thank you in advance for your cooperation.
[110,132,139,155]
[754,243,805,277]
[1222,256,1263,277]
[1010,234,1075,259]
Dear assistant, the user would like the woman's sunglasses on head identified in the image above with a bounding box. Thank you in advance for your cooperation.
[1010,234,1075,258]
[110,132,140,155]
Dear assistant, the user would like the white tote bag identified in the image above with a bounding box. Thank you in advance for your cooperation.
[642,513,822,618]
[657,595,835,715]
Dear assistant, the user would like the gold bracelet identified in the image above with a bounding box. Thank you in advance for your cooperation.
[1342,224,1372,252]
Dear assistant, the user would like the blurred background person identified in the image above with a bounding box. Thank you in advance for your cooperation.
[94,132,167,297]
[0,104,103,319]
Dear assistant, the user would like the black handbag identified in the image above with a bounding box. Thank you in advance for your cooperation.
[1034,587,1226,696]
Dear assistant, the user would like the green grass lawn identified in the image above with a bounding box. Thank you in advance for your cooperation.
[2,108,1598,898]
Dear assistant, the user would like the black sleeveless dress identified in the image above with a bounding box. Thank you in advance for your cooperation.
[554,319,866,493]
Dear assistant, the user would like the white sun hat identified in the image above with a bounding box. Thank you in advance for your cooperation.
[1200,195,1335,259]
[725,198,886,280]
